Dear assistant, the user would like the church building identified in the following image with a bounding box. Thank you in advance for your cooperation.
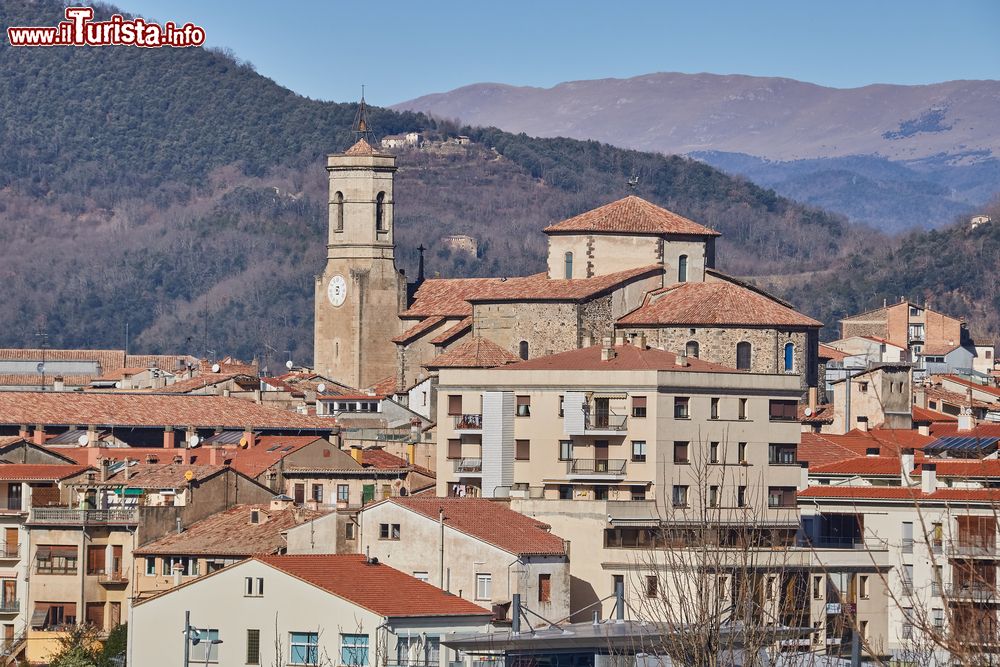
[313,121,822,404]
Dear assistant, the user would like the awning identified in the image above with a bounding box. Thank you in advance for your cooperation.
[112,488,144,497]
[30,604,49,628]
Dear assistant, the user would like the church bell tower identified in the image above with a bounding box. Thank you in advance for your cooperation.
[314,99,404,389]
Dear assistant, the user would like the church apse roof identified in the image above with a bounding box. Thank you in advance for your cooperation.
[544,195,720,236]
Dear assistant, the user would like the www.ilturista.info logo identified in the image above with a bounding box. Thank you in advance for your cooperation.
[7,7,206,47]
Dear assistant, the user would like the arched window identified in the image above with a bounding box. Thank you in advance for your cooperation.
[736,341,752,370]
[784,342,794,372]
[334,191,344,232]
[375,191,386,231]
[519,340,529,360]
[564,252,573,279]
[685,340,699,359]
[678,255,688,283]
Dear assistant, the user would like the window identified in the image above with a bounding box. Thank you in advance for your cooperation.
[564,251,573,279]
[932,608,944,630]
[738,442,747,463]
[860,620,868,640]
[245,576,264,597]
[333,191,344,232]
[413,571,429,583]
[338,633,366,667]
[519,341,529,361]
[708,486,719,507]
[709,442,720,464]
[768,443,797,465]
[673,441,689,464]
[677,255,688,282]
[685,340,699,358]
[337,484,349,503]
[710,397,719,419]
[36,546,77,575]
[375,192,386,231]
[674,396,690,419]
[738,398,748,420]
[594,486,609,501]
[902,564,914,591]
[767,487,796,508]
[447,439,462,460]
[379,523,400,540]
[246,629,261,665]
[559,441,574,461]
[766,576,776,601]
[737,486,747,507]
[311,484,323,503]
[558,485,573,500]
[538,574,551,602]
[516,395,531,416]
[631,396,647,418]
[768,400,798,421]
[345,523,355,540]
[672,485,689,508]
[558,395,564,417]
[191,628,220,663]
[612,574,625,596]
[631,486,646,501]
[736,341,751,370]
[813,575,823,599]
[639,575,657,598]
[447,395,462,416]
[476,573,492,600]
[784,342,795,372]
[515,439,530,461]
[86,545,105,575]
[162,556,198,577]
[631,440,646,462]
[859,575,869,599]
[145,557,156,576]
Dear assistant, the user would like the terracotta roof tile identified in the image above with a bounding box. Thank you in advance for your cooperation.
[925,386,995,410]
[921,343,963,356]
[618,281,821,327]
[385,497,567,556]
[930,423,1000,438]
[818,344,850,362]
[104,463,228,488]
[367,376,399,395]
[0,463,90,481]
[799,430,934,469]
[425,338,520,369]
[544,196,720,236]
[939,375,1000,399]
[227,436,331,478]
[799,485,1000,503]
[0,374,96,387]
[135,504,326,556]
[0,392,333,430]
[255,554,492,617]
[126,355,196,372]
[153,373,257,394]
[912,406,957,423]
[430,317,473,345]
[392,317,446,344]
[799,404,835,424]
[343,138,385,157]
[499,344,736,373]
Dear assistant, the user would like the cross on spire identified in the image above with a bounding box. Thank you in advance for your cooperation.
[353,86,375,143]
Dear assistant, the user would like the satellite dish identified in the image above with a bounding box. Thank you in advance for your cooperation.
[114,381,122,389]
[285,360,294,370]
[317,383,327,394]
[184,470,195,482]
[77,434,89,447]
[211,363,221,373]
[803,407,813,417]
[36,362,45,373]
[188,435,200,448]
[239,435,249,448]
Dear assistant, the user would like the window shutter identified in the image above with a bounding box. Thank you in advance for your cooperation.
[632,396,646,409]
[447,439,462,460]
[448,395,462,416]
[516,396,530,407]
[515,440,530,460]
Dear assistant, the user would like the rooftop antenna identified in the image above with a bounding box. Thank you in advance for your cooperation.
[34,325,49,392]
[627,175,639,191]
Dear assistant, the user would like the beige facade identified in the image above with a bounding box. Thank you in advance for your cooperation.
[827,364,914,435]
[841,301,967,359]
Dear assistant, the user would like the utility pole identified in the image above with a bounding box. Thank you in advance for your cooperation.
[183,610,190,667]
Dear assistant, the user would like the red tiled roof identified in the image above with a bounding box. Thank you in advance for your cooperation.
[404,265,663,317]
[543,196,720,236]
[228,436,330,478]
[0,463,90,481]
[125,354,196,372]
[255,554,492,617]
[425,338,520,369]
[799,404,835,424]
[430,317,473,345]
[921,343,963,356]
[104,463,229,488]
[925,386,994,410]
[392,317,446,344]
[930,423,1000,438]
[360,449,411,470]
[500,344,736,373]
[810,456,915,476]
[818,344,849,362]
[799,429,934,467]
[343,138,387,157]
[135,504,326,556]
[799,433,863,467]
[799,485,1000,504]
[367,376,399,396]
[385,497,567,556]
[0,392,333,430]
[0,348,124,369]
[912,406,957,423]
[939,375,1000,399]
[154,373,257,394]
[617,281,821,327]
[0,374,96,387]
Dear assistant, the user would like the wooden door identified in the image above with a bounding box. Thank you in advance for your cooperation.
[109,602,121,627]
[293,483,305,505]
[2,580,14,608]
[594,398,610,428]
[595,441,609,472]
[85,602,104,630]
[111,546,123,577]
[4,528,17,558]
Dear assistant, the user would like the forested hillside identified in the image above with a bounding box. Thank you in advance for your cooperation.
[0,0,994,367]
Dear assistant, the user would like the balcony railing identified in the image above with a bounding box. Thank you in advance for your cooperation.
[0,542,18,559]
[584,413,628,431]
[98,570,129,585]
[947,583,998,602]
[950,540,999,557]
[453,458,482,474]
[0,599,18,614]
[28,507,140,525]
[902,538,914,554]
[567,458,626,475]
[800,536,879,550]
[453,414,482,430]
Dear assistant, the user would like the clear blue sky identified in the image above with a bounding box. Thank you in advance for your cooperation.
[117,1,999,106]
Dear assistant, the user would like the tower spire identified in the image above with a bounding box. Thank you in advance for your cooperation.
[352,85,376,145]
[417,244,426,284]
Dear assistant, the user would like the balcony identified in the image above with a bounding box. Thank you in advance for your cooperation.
[566,458,627,477]
[28,507,140,525]
[0,542,19,559]
[453,414,482,433]
[98,571,129,586]
[453,458,483,474]
[948,584,998,602]
[950,540,999,558]
[800,536,880,550]
[0,599,18,614]
[583,412,628,434]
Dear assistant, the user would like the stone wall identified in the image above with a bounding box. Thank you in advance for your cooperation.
[474,302,580,359]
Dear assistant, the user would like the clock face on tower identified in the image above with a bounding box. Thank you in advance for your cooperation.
[327,274,347,307]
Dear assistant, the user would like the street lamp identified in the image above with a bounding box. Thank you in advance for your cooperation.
[183,610,223,667]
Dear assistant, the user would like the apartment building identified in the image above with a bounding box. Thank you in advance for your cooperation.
[130,554,493,667]
[358,497,570,623]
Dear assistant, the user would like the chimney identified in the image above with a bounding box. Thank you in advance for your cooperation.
[53,376,64,392]
[865,447,879,457]
[581,334,593,348]
[176,517,183,533]
[676,353,688,368]
[918,422,930,437]
[808,387,818,412]
[921,463,937,494]
[350,447,365,466]
[32,425,46,446]
[124,459,132,481]
[799,461,809,491]
[901,449,915,484]
[601,337,616,362]
[87,425,98,447]
[18,425,29,441]
[173,454,183,465]
[614,334,625,347]
[172,562,183,587]
[99,458,109,483]
[856,416,869,432]
[635,334,647,349]
[914,385,927,409]
[958,408,975,432]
